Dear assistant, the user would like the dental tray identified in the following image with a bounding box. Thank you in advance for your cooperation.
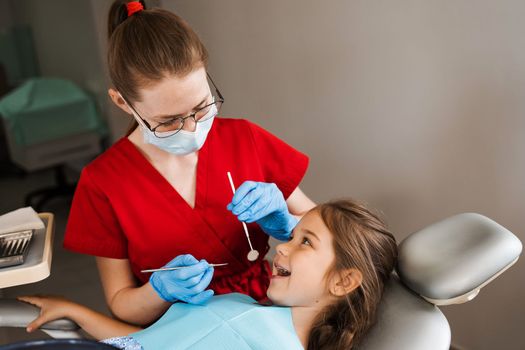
[0,229,33,268]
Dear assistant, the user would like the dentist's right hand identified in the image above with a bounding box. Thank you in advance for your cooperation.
[149,254,214,305]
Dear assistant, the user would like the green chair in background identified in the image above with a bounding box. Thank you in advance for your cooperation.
[0,78,106,210]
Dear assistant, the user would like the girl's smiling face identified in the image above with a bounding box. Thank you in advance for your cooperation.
[267,210,337,307]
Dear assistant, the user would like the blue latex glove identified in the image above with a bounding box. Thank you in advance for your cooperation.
[150,254,214,304]
[227,181,298,241]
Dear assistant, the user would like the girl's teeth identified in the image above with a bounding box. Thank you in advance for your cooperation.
[277,266,291,276]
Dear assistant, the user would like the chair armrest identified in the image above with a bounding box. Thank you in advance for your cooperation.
[0,298,79,331]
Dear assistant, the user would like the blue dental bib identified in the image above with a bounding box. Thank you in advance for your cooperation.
[131,293,304,350]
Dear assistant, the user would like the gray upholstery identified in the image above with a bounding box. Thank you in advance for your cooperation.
[397,213,522,304]
[358,212,521,350]
[0,298,79,331]
[357,276,450,350]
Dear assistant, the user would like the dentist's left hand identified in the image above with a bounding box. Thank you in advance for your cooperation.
[149,254,214,305]
[227,181,298,241]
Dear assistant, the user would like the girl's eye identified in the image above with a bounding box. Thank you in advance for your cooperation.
[301,237,311,246]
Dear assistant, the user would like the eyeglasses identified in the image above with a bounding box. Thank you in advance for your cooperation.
[123,73,224,138]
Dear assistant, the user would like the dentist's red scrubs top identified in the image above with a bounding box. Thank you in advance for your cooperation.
[63,118,308,301]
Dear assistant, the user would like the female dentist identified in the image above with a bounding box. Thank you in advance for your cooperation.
[63,0,315,326]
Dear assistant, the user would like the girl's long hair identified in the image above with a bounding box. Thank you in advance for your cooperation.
[107,0,208,135]
[307,199,398,350]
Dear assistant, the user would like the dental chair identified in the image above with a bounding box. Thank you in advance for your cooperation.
[357,213,522,350]
[0,213,522,349]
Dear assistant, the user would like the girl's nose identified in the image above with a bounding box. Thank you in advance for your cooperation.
[276,242,290,256]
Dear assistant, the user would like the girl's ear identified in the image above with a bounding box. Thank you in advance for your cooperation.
[108,88,133,115]
[329,268,363,297]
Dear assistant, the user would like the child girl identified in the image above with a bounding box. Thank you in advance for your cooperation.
[19,199,397,350]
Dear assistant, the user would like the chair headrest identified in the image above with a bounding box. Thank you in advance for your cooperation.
[396,213,522,305]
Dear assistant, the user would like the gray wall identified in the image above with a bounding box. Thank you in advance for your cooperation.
[163,1,525,349]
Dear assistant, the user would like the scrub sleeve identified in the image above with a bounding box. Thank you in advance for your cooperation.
[63,118,308,301]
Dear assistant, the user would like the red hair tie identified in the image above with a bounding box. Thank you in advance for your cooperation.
[127,1,144,17]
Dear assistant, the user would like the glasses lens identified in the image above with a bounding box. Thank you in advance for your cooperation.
[154,118,183,138]
[196,100,222,123]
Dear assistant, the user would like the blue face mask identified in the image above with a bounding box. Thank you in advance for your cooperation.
[140,104,216,155]
[121,92,217,155]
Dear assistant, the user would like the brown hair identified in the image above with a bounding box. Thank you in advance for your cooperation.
[107,0,209,134]
[307,199,398,350]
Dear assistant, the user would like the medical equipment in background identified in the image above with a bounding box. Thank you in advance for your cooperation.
[0,212,521,349]
[0,78,106,211]
[0,229,33,269]
[0,208,48,287]
[0,211,88,342]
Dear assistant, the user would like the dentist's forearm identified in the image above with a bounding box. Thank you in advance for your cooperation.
[286,186,316,219]
[289,203,315,222]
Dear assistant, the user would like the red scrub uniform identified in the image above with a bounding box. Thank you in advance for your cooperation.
[63,118,308,301]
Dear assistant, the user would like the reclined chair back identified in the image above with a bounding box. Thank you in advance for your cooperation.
[358,213,522,350]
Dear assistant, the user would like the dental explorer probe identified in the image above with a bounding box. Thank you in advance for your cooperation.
[227,171,260,262]
[141,263,229,273]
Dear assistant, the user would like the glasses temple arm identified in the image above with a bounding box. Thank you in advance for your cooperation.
[206,73,224,101]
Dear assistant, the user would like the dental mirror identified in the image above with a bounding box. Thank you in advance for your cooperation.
[247,249,259,261]
[227,171,260,262]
